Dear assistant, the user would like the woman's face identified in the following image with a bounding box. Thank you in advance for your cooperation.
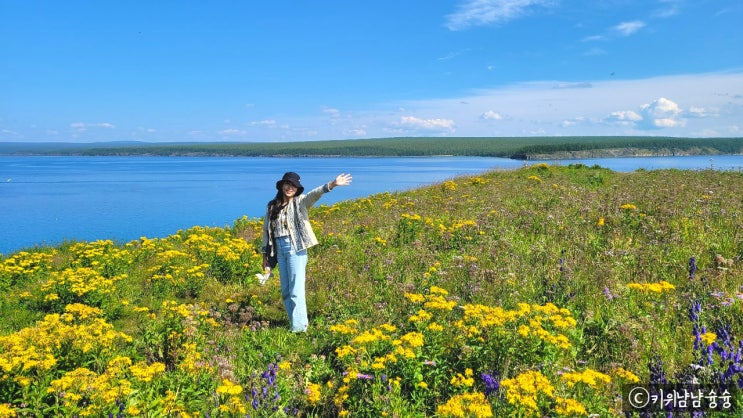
[282,182,297,199]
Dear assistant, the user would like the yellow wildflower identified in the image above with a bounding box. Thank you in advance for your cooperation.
[409,309,433,322]
[125,405,142,416]
[501,370,555,412]
[561,369,611,388]
[400,332,424,348]
[379,323,397,333]
[427,322,445,332]
[424,295,457,311]
[0,404,16,418]
[442,181,458,191]
[216,379,243,396]
[129,361,166,383]
[305,382,322,405]
[621,203,637,211]
[330,320,359,335]
[404,292,426,303]
[335,345,357,359]
[555,397,587,416]
[429,285,449,295]
[613,367,640,383]
[528,175,543,183]
[627,281,675,293]
[437,392,493,418]
[352,328,387,345]
[700,332,717,346]
[450,368,475,387]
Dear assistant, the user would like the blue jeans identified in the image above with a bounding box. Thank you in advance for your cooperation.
[275,236,308,332]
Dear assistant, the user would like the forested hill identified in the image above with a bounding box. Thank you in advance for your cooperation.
[2,136,742,159]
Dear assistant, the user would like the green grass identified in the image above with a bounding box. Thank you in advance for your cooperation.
[1,164,742,416]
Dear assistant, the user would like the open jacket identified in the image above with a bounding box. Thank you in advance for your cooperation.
[262,183,332,255]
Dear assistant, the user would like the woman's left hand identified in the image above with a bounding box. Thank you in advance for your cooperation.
[333,173,353,187]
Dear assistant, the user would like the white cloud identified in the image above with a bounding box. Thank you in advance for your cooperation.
[445,0,555,31]
[481,110,504,120]
[639,97,684,128]
[582,35,606,42]
[397,116,456,133]
[561,117,585,128]
[249,119,277,127]
[2,129,22,138]
[613,20,646,36]
[686,106,718,118]
[218,129,249,136]
[385,71,743,138]
[652,117,684,128]
[438,49,471,61]
[346,128,367,137]
[323,107,341,118]
[653,0,681,18]
[602,98,687,130]
[603,110,643,126]
[553,82,593,89]
[70,122,116,131]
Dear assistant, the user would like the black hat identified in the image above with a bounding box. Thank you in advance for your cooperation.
[276,172,304,195]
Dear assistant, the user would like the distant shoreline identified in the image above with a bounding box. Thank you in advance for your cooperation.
[517,146,743,160]
[1,136,741,160]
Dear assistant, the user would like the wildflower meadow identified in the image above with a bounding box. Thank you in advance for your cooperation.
[1,163,742,417]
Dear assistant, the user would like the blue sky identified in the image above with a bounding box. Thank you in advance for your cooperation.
[2,0,742,143]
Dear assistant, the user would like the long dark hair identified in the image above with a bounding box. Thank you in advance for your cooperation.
[268,190,286,220]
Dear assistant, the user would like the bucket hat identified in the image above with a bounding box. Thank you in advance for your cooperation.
[276,172,304,195]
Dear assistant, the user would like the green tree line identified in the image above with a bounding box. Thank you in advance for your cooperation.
[2,136,742,159]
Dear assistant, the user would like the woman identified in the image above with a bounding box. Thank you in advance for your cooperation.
[262,171,352,332]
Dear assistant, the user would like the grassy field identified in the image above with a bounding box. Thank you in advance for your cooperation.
[1,163,742,416]
[2,136,743,159]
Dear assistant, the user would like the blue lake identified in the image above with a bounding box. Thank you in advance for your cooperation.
[1,155,742,255]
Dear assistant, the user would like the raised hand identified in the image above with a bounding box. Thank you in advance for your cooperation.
[332,173,352,188]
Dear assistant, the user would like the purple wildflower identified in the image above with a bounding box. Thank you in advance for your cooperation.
[689,257,697,279]
[707,345,715,366]
[717,324,733,349]
[693,324,702,352]
[711,291,726,299]
[481,371,500,396]
[648,356,667,384]
[689,301,702,322]
[603,286,614,301]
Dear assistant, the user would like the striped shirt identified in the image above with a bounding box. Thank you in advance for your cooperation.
[262,183,332,254]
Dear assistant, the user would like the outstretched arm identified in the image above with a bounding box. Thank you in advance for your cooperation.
[328,173,352,190]
[302,173,354,208]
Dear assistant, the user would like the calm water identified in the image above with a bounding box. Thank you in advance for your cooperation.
[1,155,741,255]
